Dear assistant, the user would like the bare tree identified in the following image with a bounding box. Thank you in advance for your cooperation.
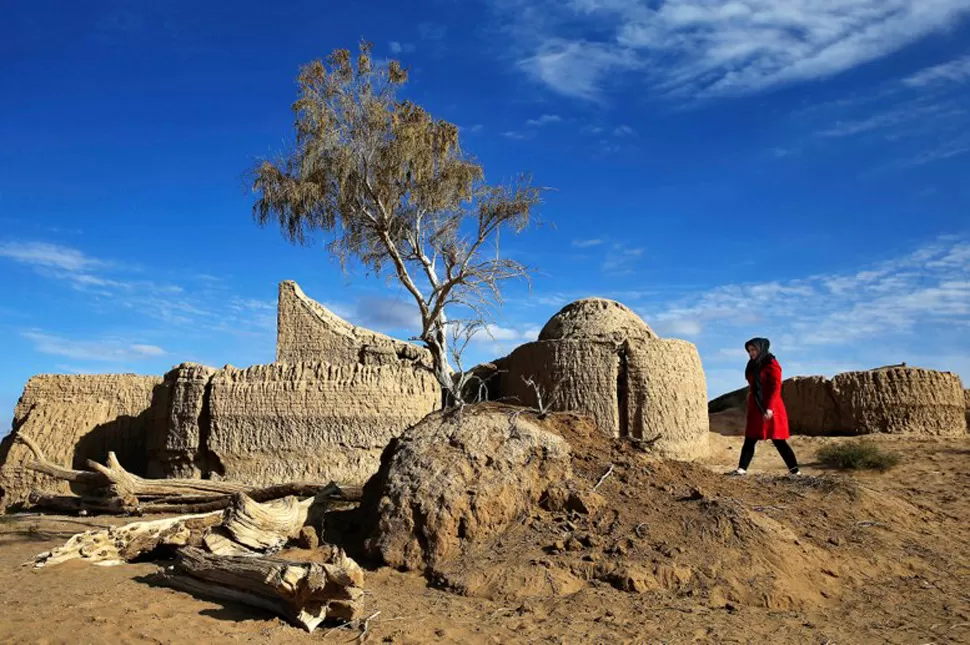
[250,41,543,405]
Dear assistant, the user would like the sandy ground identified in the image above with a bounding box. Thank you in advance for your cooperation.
[2,426,970,644]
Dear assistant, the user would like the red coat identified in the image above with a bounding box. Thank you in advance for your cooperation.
[745,357,790,440]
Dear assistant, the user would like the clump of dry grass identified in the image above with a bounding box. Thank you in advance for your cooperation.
[816,440,901,472]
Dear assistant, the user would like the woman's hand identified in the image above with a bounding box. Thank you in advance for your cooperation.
[764,409,774,420]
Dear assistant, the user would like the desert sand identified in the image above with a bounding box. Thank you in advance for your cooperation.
[2,417,969,644]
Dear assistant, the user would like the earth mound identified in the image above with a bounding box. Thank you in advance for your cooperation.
[358,404,936,612]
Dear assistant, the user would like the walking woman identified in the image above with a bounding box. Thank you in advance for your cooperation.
[732,337,801,476]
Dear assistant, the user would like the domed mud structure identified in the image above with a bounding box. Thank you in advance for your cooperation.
[486,298,709,460]
[538,298,658,344]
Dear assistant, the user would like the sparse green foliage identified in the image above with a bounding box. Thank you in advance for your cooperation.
[816,440,901,472]
[251,40,543,404]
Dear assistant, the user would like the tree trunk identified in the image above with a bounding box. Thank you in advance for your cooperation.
[426,321,457,408]
[15,432,353,515]
[160,546,364,632]
[32,512,224,568]
[31,491,329,567]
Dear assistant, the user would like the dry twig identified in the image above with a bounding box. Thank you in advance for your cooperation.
[593,464,615,491]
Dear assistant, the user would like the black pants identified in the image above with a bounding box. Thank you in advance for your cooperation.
[739,437,799,471]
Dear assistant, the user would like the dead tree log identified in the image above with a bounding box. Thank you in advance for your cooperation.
[160,546,364,632]
[203,492,313,556]
[32,512,224,568]
[15,432,357,514]
[31,491,328,566]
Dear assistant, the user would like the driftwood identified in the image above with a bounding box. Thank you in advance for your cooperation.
[159,546,364,632]
[32,511,223,568]
[32,491,325,567]
[15,432,359,515]
[32,491,366,632]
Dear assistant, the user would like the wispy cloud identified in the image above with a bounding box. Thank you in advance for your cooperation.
[643,236,970,350]
[502,130,532,140]
[572,238,604,248]
[815,100,965,138]
[636,236,970,395]
[519,39,640,100]
[22,331,166,362]
[418,22,447,41]
[0,240,279,342]
[500,0,970,100]
[903,54,970,87]
[0,241,105,273]
[602,243,644,275]
[526,114,564,126]
[389,41,416,55]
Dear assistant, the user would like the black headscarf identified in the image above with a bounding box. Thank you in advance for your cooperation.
[744,337,775,414]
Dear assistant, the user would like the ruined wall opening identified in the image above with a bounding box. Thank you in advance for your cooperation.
[617,343,630,439]
[197,379,224,479]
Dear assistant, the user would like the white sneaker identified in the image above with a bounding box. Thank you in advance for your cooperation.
[729,468,747,476]
[788,468,802,477]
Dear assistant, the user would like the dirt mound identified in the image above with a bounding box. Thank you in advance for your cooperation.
[361,405,572,572]
[377,406,938,613]
[538,297,657,343]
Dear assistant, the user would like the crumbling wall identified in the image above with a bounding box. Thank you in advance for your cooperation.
[206,362,440,487]
[717,367,968,436]
[781,376,842,436]
[965,389,970,429]
[0,375,168,508]
[832,368,966,436]
[624,339,709,460]
[146,363,216,479]
[276,280,430,366]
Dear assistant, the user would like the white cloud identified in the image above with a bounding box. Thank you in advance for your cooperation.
[519,39,641,100]
[602,244,644,274]
[503,0,970,99]
[0,241,105,272]
[526,114,564,126]
[418,22,447,40]
[815,99,965,138]
[642,236,970,354]
[612,124,635,137]
[663,318,703,337]
[23,331,166,362]
[572,238,604,248]
[903,54,970,87]
[502,130,532,140]
[389,41,416,54]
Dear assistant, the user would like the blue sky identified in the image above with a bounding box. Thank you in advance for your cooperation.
[2,0,969,426]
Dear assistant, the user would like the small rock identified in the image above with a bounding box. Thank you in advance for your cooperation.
[565,537,583,552]
[828,536,842,546]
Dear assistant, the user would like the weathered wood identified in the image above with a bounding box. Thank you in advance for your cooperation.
[16,432,355,515]
[162,546,364,632]
[31,512,223,568]
[31,492,328,565]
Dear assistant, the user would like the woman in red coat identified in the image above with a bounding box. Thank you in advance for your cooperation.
[732,337,801,476]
